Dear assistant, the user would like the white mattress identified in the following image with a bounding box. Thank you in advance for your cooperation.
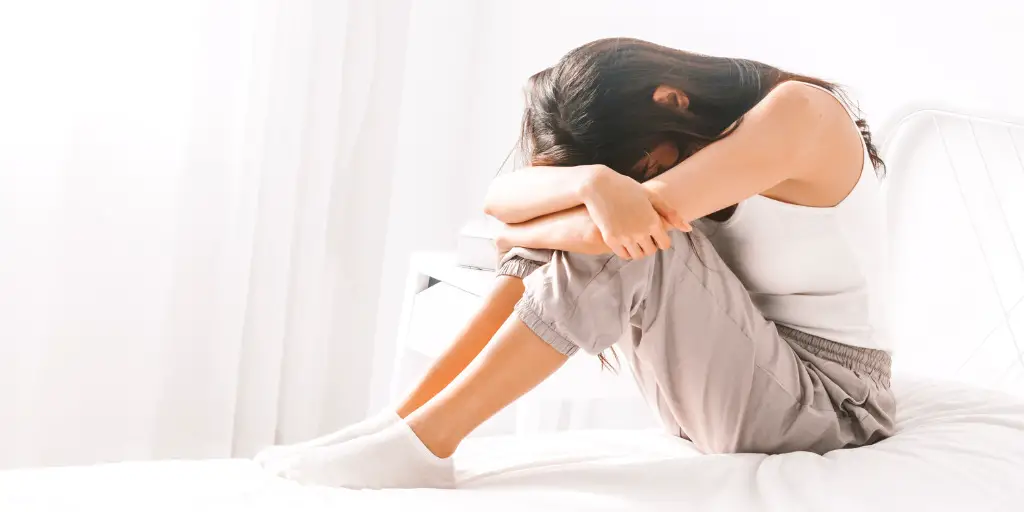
[2,377,1023,511]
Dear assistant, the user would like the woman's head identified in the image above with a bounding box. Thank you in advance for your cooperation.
[519,38,883,181]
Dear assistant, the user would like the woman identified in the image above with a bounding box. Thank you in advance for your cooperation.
[256,38,895,489]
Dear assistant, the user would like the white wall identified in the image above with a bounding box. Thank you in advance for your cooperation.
[368,0,1024,410]
[458,0,1024,200]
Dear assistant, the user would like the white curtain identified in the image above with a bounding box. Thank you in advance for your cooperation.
[1,0,674,470]
[0,0,414,468]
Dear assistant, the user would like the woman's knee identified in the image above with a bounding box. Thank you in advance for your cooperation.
[515,250,654,356]
[497,247,553,279]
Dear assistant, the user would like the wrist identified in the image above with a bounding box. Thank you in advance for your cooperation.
[643,180,672,204]
[576,164,610,205]
[642,179,665,194]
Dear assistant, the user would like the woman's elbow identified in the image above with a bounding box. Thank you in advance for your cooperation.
[482,190,507,220]
[482,199,525,224]
[483,203,515,223]
[482,200,498,218]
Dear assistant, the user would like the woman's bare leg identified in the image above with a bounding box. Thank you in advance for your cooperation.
[280,313,567,489]
[406,315,568,457]
[256,275,524,468]
[395,275,525,418]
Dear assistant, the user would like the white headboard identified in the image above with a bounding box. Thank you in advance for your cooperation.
[883,109,1024,396]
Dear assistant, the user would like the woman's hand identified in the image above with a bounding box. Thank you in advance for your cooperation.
[581,166,691,259]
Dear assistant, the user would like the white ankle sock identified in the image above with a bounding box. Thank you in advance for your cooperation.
[282,421,455,490]
[253,410,400,473]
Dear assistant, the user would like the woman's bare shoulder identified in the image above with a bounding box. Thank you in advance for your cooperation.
[751,81,865,204]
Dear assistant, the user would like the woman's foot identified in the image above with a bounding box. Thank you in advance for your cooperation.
[281,421,455,489]
[253,410,400,474]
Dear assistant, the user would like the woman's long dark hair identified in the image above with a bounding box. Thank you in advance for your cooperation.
[517,38,884,370]
[518,38,884,182]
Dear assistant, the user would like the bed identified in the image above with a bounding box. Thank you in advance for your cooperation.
[3,109,1024,511]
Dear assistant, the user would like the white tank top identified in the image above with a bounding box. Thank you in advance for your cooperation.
[703,85,892,352]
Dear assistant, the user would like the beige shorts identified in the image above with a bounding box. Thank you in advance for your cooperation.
[498,229,895,455]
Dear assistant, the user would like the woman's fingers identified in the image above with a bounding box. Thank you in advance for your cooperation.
[606,236,632,259]
[622,240,642,260]
[649,194,692,232]
[637,236,657,257]
[652,224,672,250]
[602,214,679,259]
[662,209,691,232]
[672,216,693,232]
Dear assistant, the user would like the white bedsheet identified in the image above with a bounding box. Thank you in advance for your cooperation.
[2,377,1023,512]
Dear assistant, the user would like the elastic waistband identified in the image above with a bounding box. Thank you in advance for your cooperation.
[776,325,892,388]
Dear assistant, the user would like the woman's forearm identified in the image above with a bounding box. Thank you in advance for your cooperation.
[483,165,603,224]
[496,206,611,255]
[643,82,835,223]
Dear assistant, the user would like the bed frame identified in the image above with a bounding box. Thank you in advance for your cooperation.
[880,108,1024,396]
